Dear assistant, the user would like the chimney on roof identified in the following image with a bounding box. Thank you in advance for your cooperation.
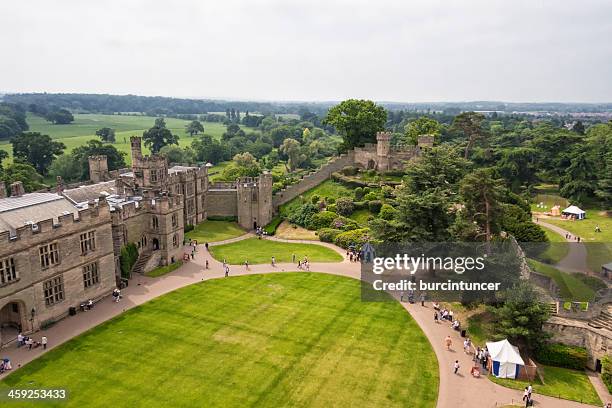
[10,181,25,197]
[0,182,6,199]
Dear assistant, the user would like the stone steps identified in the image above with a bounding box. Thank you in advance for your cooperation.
[131,251,152,275]
[588,311,612,331]
[548,302,558,315]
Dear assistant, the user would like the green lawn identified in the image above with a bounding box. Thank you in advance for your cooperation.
[1,273,439,408]
[0,113,246,165]
[279,180,352,216]
[349,209,373,226]
[145,261,183,277]
[210,237,343,264]
[185,220,246,243]
[535,227,570,264]
[543,210,612,243]
[527,259,595,301]
[489,364,601,406]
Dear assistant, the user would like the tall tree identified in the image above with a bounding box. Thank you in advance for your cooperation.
[459,168,505,242]
[95,127,116,143]
[452,111,486,159]
[403,117,442,145]
[185,120,204,136]
[279,138,305,171]
[45,108,74,124]
[1,162,46,193]
[142,118,179,154]
[11,132,65,175]
[323,99,387,151]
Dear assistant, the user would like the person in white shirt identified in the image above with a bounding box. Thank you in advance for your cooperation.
[41,336,48,350]
[17,333,24,347]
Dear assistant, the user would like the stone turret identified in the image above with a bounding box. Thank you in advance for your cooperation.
[376,131,391,157]
[130,136,142,162]
[10,181,25,197]
[130,136,168,191]
[89,155,109,183]
[236,172,273,230]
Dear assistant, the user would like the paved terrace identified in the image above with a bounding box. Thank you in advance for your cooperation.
[0,234,608,407]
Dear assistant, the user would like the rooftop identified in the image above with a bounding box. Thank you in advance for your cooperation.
[0,193,77,234]
[62,181,117,204]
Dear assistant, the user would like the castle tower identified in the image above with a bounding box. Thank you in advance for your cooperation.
[89,155,110,183]
[376,131,392,157]
[236,172,273,230]
[130,136,142,163]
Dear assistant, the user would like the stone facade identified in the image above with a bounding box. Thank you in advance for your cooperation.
[352,131,429,172]
[0,196,115,344]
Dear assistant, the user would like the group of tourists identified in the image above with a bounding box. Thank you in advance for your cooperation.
[522,384,534,407]
[112,288,122,303]
[346,249,361,262]
[564,232,583,242]
[17,333,48,350]
[255,227,268,238]
[433,304,461,331]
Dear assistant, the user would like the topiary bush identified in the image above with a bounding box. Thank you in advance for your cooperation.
[368,200,382,214]
[334,228,371,249]
[354,187,365,200]
[287,203,318,228]
[341,166,358,176]
[534,343,587,370]
[379,203,398,220]
[318,228,343,243]
[363,191,378,201]
[308,211,338,230]
[120,243,139,279]
[310,194,320,205]
[332,216,360,231]
[335,197,354,216]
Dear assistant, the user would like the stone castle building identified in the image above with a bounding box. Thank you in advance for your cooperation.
[353,131,433,172]
[0,137,273,345]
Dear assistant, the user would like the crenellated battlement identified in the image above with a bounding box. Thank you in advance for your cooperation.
[0,198,111,245]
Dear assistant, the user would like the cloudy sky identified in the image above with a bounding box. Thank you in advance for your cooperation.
[1,0,611,102]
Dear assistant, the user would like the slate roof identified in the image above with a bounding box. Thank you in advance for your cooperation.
[62,181,117,204]
[0,193,77,233]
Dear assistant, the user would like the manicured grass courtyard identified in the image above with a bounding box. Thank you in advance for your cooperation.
[1,273,439,408]
[490,364,601,406]
[184,220,246,243]
[210,237,343,264]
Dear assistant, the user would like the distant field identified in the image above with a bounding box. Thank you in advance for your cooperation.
[0,113,246,165]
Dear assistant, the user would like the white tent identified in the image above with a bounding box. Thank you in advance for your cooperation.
[562,205,586,220]
[486,339,525,379]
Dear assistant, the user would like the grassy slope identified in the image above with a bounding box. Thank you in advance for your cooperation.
[527,259,595,301]
[184,220,246,243]
[146,261,183,277]
[210,237,343,264]
[279,180,352,216]
[0,113,242,165]
[490,365,601,406]
[1,273,438,408]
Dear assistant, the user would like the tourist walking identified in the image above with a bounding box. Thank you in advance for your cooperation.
[225,265,229,277]
[445,335,452,350]
[453,360,460,374]
[292,253,296,263]
[205,242,209,251]
[420,293,425,306]
[205,260,209,269]
[41,336,48,350]
[17,333,24,348]
[434,312,439,323]
[244,260,249,270]
[271,256,276,267]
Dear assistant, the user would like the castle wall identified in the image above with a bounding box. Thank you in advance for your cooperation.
[272,152,354,209]
[544,319,611,370]
[206,190,238,218]
[0,202,115,337]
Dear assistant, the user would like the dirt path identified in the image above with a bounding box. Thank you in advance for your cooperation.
[0,237,602,407]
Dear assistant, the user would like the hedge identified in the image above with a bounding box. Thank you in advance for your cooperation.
[534,343,587,370]
[264,216,283,235]
[334,228,371,249]
[318,228,343,243]
[184,224,194,233]
[602,355,612,393]
[308,211,338,230]
[207,215,237,222]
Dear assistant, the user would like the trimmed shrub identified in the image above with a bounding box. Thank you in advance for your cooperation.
[335,197,354,216]
[332,216,360,231]
[288,203,318,228]
[534,343,587,370]
[363,191,378,201]
[602,355,612,393]
[368,200,382,214]
[264,216,283,235]
[334,228,371,249]
[327,197,336,204]
[207,215,237,222]
[341,166,358,176]
[327,203,337,213]
[310,194,320,205]
[379,203,398,220]
[308,211,338,230]
[184,224,194,233]
[318,228,343,243]
[354,187,365,200]
[381,185,395,198]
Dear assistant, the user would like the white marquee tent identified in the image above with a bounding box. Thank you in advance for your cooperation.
[562,205,586,220]
[486,339,525,379]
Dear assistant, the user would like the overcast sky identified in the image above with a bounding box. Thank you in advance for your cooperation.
[1,0,611,103]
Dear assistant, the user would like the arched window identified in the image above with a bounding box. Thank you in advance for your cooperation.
[152,216,159,230]
[172,234,178,248]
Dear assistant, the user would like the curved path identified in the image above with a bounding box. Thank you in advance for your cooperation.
[536,219,592,274]
[0,236,602,407]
